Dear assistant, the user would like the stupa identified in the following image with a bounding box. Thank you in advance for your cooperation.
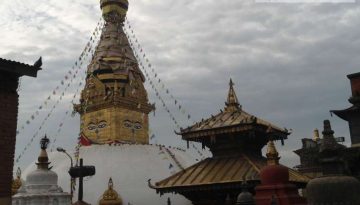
[12,136,71,205]
[23,0,196,204]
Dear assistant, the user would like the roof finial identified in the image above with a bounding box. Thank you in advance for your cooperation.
[313,129,320,142]
[225,78,241,112]
[266,140,280,165]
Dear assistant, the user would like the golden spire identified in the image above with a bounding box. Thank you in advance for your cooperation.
[313,129,320,142]
[225,78,241,112]
[11,167,22,195]
[266,141,280,165]
[99,178,123,205]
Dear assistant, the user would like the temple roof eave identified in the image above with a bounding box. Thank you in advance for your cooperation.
[331,106,360,121]
[153,180,258,195]
[181,123,289,141]
[152,155,311,194]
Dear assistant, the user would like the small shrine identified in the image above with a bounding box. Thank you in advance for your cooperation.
[306,120,360,204]
[150,79,310,205]
[293,129,324,178]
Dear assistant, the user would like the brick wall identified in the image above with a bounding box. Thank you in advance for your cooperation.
[0,71,19,200]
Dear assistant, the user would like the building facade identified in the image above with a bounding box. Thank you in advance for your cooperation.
[0,58,40,205]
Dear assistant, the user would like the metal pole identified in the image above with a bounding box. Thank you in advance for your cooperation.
[79,159,83,201]
[57,148,74,203]
[64,151,74,202]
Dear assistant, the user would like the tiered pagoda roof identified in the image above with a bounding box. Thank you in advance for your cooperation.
[180,79,289,141]
[152,154,310,194]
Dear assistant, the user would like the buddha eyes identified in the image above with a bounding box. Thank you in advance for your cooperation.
[123,120,142,130]
[123,120,132,128]
[87,120,141,131]
[134,122,142,130]
[87,121,107,131]
[98,121,107,129]
[88,123,97,130]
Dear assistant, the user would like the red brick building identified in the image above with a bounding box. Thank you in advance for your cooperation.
[0,58,40,205]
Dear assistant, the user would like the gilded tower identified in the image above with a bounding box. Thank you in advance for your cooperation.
[75,0,154,144]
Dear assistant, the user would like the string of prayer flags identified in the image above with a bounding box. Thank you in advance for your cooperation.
[15,20,103,165]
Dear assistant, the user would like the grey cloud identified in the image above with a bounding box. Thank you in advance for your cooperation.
[1,0,359,169]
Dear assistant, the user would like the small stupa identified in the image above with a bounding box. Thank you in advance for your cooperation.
[12,135,71,205]
[99,178,123,205]
[255,141,307,205]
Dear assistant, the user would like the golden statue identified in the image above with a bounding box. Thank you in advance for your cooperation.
[11,167,22,195]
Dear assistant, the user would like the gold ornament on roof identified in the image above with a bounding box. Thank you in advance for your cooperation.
[224,78,241,112]
[11,167,22,195]
[266,141,280,165]
[313,129,320,142]
[99,178,123,205]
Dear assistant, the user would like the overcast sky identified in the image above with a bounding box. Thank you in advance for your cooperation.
[1,0,359,169]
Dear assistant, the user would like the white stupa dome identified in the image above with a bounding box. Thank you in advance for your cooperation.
[23,144,197,205]
[14,136,71,205]
[25,169,58,193]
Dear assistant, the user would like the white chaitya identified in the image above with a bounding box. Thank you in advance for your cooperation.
[12,136,71,205]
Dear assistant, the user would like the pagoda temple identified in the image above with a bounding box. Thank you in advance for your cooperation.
[331,72,360,147]
[150,79,310,205]
[330,72,360,178]
[74,0,154,145]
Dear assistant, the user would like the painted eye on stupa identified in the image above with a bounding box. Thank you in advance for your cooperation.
[123,120,132,128]
[88,123,97,131]
[98,121,107,129]
[134,122,142,130]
